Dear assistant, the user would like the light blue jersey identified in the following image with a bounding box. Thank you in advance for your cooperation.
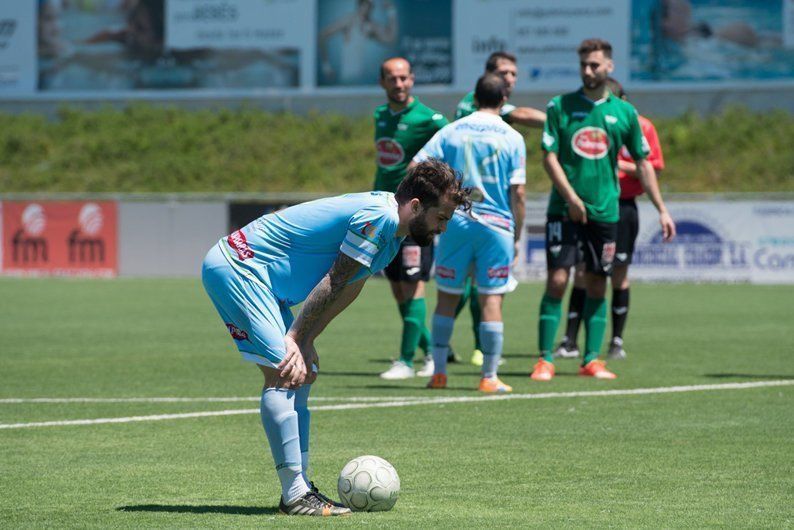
[413,111,526,233]
[203,192,403,368]
[217,192,403,306]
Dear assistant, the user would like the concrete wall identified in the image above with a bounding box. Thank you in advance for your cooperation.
[2,84,793,119]
[119,201,226,277]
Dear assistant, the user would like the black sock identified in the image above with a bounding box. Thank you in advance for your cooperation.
[612,288,630,341]
[564,287,586,346]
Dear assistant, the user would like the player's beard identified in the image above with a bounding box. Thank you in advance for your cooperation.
[582,73,606,91]
[408,213,435,247]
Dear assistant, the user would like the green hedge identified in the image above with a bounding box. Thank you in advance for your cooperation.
[1,105,792,193]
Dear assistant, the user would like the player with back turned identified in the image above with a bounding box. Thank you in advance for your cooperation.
[530,38,676,382]
[453,51,545,367]
[375,57,450,381]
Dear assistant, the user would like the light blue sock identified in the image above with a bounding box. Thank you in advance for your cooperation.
[479,321,504,379]
[294,384,311,485]
[432,314,455,375]
[260,388,309,504]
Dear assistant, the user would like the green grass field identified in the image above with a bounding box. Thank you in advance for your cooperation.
[1,278,792,528]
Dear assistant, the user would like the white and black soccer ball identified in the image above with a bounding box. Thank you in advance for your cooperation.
[337,455,400,512]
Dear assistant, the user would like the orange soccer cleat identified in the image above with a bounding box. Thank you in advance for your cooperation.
[530,359,555,381]
[478,377,512,393]
[426,373,447,389]
[579,360,617,379]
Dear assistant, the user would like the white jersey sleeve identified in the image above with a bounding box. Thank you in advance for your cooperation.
[341,204,398,268]
[509,132,527,185]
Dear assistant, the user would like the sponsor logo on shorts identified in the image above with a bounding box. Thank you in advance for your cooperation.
[616,252,628,262]
[402,245,421,268]
[487,266,509,279]
[572,127,609,160]
[225,323,250,341]
[375,137,405,167]
[601,241,616,265]
[227,230,254,261]
[436,265,456,279]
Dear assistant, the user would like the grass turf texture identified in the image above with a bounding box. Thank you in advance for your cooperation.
[0,278,792,527]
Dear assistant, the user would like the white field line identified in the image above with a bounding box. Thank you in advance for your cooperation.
[0,380,791,430]
[0,396,427,404]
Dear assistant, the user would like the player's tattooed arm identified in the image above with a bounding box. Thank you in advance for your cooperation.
[288,252,363,345]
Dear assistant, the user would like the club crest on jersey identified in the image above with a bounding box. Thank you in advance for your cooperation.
[572,127,610,160]
[225,323,250,341]
[375,137,405,168]
[360,221,377,240]
[227,230,254,260]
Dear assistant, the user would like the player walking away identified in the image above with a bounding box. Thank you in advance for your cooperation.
[202,160,466,516]
[374,57,451,381]
[454,51,546,367]
[530,38,676,382]
[556,77,666,361]
[415,74,527,393]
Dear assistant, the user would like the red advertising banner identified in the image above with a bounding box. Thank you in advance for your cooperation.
[1,201,118,277]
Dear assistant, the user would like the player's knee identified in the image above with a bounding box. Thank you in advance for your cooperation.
[546,268,569,297]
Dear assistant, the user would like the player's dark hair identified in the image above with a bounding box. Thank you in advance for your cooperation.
[605,77,627,99]
[485,51,517,72]
[474,74,507,109]
[578,38,613,58]
[396,159,471,211]
[380,57,412,79]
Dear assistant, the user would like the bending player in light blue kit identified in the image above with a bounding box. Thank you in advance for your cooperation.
[201,160,467,516]
[414,74,527,393]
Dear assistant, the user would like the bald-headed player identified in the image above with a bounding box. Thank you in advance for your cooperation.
[375,57,450,381]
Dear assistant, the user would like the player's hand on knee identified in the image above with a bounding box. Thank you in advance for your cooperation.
[279,335,307,388]
[302,342,320,384]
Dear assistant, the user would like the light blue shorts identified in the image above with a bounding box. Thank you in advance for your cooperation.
[435,214,514,295]
[201,244,293,368]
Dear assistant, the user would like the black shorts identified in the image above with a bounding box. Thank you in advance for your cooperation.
[615,199,639,266]
[384,236,434,282]
[545,216,617,276]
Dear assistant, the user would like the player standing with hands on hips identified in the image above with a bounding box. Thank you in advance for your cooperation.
[531,38,676,382]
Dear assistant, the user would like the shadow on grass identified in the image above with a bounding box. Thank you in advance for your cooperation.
[117,504,279,516]
[704,373,794,380]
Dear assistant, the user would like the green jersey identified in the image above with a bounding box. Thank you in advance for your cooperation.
[542,90,648,223]
[454,91,516,121]
[373,98,448,193]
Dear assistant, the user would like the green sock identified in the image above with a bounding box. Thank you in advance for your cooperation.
[583,297,608,365]
[469,286,482,350]
[400,298,427,365]
[538,294,562,362]
[454,278,472,317]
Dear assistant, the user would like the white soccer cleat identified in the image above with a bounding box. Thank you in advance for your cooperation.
[379,360,415,380]
[416,357,435,377]
[554,341,580,359]
[607,338,627,360]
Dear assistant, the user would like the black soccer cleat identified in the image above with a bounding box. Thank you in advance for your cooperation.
[279,491,352,516]
[309,481,347,508]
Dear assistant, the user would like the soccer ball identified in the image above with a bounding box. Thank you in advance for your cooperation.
[337,455,400,512]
